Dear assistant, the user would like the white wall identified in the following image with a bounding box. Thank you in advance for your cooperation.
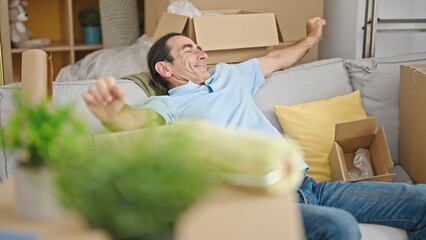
[375,0,426,58]
[319,0,366,59]
[319,0,426,60]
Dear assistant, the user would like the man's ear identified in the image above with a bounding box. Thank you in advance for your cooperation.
[155,61,172,78]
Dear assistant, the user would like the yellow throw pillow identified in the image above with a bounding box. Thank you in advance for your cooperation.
[273,91,367,182]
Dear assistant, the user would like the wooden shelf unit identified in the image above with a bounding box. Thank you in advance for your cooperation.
[0,0,101,84]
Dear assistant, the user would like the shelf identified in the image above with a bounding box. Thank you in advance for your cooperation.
[1,0,103,84]
[11,41,72,54]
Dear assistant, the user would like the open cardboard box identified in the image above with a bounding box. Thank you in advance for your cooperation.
[145,0,324,42]
[328,117,394,182]
[400,65,426,183]
[152,10,283,65]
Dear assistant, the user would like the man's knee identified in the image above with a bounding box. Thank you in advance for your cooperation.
[301,204,361,240]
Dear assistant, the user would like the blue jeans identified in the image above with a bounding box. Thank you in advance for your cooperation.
[297,176,426,240]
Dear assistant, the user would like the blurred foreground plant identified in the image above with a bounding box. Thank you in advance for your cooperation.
[57,121,302,240]
[55,124,213,240]
[0,91,88,168]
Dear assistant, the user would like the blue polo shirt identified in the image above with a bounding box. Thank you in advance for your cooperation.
[140,58,308,171]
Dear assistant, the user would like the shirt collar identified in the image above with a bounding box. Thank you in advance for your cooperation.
[168,80,202,95]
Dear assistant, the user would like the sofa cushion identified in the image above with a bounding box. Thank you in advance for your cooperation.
[358,223,408,240]
[389,165,414,184]
[255,58,353,134]
[345,52,426,165]
[273,91,367,182]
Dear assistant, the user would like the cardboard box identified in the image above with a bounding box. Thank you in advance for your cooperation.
[152,10,283,65]
[400,65,426,183]
[328,117,394,181]
[204,42,317,69]
[145,0,324,42]
[175,186,304,240]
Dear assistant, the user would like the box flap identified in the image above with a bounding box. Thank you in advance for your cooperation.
[335,117,376,141]
[193,12,279,51]
[200,9,242,15]
[328,143,348,181]
[351,173,394,182]
[152,12,189,42]
[376,126,394,171]
[275,16,284,43]
[402,64,426,72]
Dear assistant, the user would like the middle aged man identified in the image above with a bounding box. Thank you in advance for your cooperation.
[82,17,426,240]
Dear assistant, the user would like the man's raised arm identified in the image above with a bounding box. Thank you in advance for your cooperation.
[82,76,164,132]
[258,17,326,77]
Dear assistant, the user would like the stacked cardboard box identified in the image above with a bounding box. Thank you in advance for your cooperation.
[400,65,426,183]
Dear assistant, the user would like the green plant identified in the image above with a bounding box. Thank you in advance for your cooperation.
[0,91,88,168]
[78,7,100,27]
[54,123,214,239]
[52,121,302,239]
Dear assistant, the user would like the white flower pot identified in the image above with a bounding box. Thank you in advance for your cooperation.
[15,166,62,220]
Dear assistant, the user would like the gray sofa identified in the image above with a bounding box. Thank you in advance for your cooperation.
[1,52,426,239]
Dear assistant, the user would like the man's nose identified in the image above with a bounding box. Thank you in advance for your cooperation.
[195,49,208,60]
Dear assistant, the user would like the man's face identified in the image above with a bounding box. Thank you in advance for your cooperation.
[165,35,211,85]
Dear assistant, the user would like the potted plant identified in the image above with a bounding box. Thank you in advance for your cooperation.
[53,123,212,239]
[78,7,101,44]
[0,92,88,220]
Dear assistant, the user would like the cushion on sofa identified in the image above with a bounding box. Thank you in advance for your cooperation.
[389,165,414,184]
[273,91,367,182]
[345,52,426,165]
[358,223,408,240]
[255,58,353,134]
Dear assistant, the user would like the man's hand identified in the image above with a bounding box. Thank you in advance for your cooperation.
[306,17,326,48]
[82,76,125,122]
[258,17,326,76]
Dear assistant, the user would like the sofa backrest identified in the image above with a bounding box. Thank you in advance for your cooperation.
[3,52,425,180]
[345,52,426,164]
[255,58,353,133]
[50,80,148,133]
